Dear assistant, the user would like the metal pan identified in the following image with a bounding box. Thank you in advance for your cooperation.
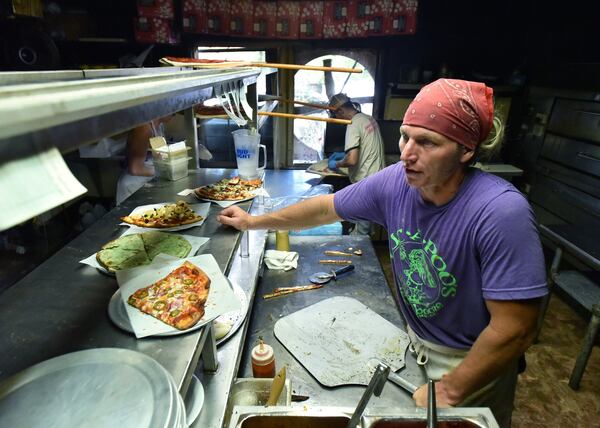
[309,264,355,284]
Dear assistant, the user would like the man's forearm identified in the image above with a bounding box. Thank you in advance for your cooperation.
[440,323,534,404]
[249,194,340,230]
[337,155,357,168]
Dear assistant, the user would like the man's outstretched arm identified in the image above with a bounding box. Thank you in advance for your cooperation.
[217,194,341,231]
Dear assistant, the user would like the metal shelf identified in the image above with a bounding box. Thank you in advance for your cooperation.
[0,66,271,159]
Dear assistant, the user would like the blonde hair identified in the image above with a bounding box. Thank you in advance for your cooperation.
[473,115,504,162]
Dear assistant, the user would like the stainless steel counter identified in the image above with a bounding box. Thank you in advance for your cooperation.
[0,167,425,427]
[191,169,315,428]
[0,169,314,428]
[239,235,427,412]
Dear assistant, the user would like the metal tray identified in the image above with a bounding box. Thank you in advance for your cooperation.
[0,348,175,428]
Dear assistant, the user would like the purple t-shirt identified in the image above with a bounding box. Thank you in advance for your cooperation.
[334,163,547,349]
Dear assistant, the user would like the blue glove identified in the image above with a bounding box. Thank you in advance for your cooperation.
[328,157,338,170]
[331,152,345,161]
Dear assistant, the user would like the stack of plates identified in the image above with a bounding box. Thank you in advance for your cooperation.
[0,348,203,428]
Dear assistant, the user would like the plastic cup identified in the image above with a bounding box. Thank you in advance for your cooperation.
[232,129,266,179]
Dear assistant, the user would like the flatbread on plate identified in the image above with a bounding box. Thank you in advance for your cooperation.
[96,232,191,273]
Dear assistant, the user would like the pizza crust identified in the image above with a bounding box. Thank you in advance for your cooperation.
[173,310,203,330]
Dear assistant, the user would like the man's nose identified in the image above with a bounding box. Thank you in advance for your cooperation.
[400,139,417,163]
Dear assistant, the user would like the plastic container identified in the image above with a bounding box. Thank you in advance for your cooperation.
[151,141,190,162]
[152,147,190,162]
[153,157,190,181]
[251,340,276,378]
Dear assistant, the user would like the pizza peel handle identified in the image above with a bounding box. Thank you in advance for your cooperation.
[309,264,355,284]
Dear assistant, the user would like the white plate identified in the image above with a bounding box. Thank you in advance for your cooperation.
[213,280,248,345]
[108,277,247,342]
[184,375,204,426]
[108,289,212,337]
[0,348,174,428]
[120,202,210,232]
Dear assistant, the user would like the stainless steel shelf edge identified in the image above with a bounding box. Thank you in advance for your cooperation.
[0,67,262,142]
[0,70,86,85]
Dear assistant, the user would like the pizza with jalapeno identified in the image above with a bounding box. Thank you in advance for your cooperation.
[194,176,262,201]
[127,261,211,330]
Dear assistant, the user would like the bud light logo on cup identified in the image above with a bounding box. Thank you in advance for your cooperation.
[236,148,252,159]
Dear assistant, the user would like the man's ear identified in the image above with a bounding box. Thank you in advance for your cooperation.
[460,146,475,164]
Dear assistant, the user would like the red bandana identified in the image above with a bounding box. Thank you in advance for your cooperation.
[402,79,494,150]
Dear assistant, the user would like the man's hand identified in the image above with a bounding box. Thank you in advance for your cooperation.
[412,299,541,406]
[218,194,340,233]
[412,376,458,408]
[331,152,345,161]
[217,206,252,230]
[328,157,338,170]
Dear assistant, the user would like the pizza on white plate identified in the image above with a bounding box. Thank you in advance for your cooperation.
[194,176,262,201]
[121,201,203,228]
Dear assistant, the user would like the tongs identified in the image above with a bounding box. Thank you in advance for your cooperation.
[214,82,247,127]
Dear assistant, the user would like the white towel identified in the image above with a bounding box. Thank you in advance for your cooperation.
[264,250,299,271]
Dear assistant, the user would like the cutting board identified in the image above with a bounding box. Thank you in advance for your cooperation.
[274,296,410,387]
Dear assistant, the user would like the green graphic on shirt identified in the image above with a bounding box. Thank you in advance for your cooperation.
[389,227,458,318]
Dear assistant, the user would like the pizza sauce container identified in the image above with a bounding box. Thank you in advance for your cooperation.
[251,340,276,378]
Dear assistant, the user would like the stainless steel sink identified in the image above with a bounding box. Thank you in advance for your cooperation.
[240,415,350,428]
[368,417,486,428]
[228,406,499,428]
[362,408,498,428]
[223,379,292,428]
[229,406,351,428]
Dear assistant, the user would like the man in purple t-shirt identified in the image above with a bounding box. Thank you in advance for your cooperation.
[218,79,547,428]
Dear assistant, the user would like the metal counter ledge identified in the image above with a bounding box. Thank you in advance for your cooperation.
[238,235,427,413]
[0,168,314,428]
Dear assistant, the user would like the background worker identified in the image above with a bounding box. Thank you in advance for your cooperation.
[327,93,386,235]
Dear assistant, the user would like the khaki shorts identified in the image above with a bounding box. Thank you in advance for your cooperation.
[407,326,518,428]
